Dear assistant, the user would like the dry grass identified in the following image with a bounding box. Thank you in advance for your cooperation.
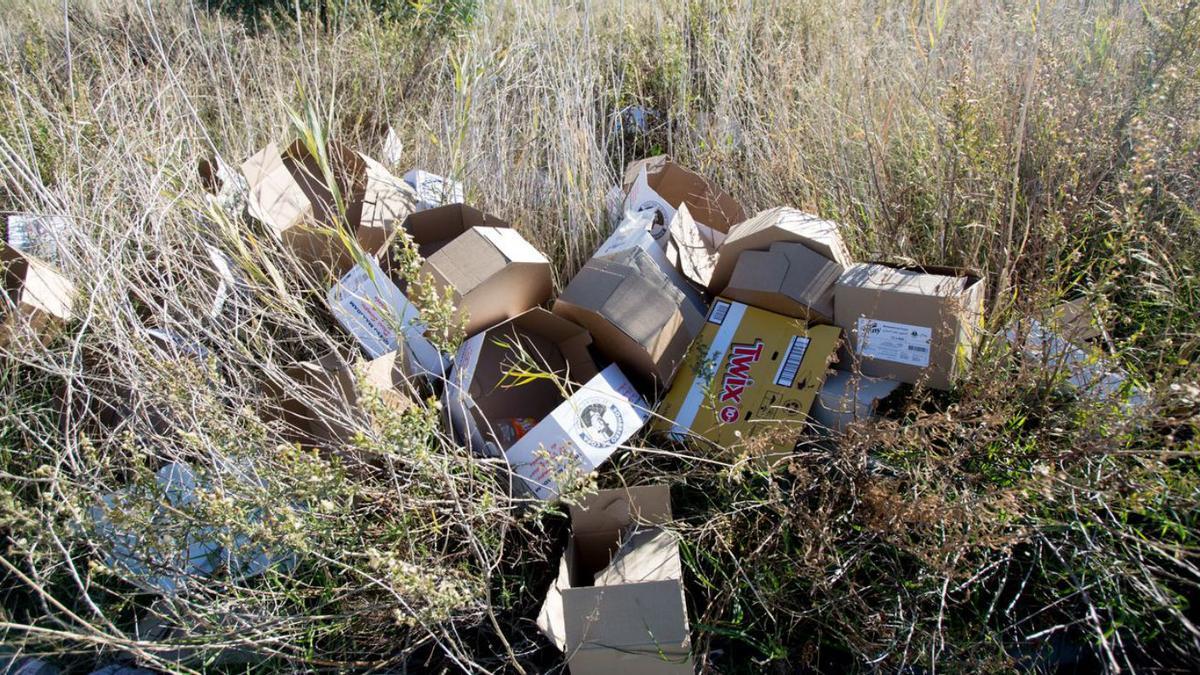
[0,0,1198,672]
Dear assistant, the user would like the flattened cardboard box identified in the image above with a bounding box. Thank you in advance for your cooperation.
[709,206,853,295]
[1,245,75,346]
[443,309,648,500]
[811,370,901,434]
[328,255,447,380]
[417,226,553,337]
[723,240,842,323]
[656,299,840,458]
[537,485,692,674]
[241,140,415,276]
[554,246,705,392]
[835,263,985,391]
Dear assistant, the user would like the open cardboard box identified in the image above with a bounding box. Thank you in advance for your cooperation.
[835,263,985,391]
[722,240,843,323]
[1,245,75,346]
[620,156,745,288]
[593,209,707,318]
[537,485,692,674]
[443,309,648,500]
[241,140,415,277]
[656,299,841,459]
[554,246,704,392]
[709,206,852,296]
[328,255,447,379]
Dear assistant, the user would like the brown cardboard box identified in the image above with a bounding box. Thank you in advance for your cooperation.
[835,263,985,391]
[1,246,75,346]
[655,299,841,458]
[708,206,852,295]
[444,309,648,500]
[722,240,842,323]
[537,485,692,674]
[240,140,415,275]
[276,351,414,451]
[554,247,705,391]
[394,203,509,262]
[417,226,552,337]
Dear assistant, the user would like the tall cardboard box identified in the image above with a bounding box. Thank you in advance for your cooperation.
[328,255,447,379]
[554,247,705,391]
[655,299,840,458]
[443,309,648,500]
[537,485,692,674]
[1,246,75,346]
[276,351,414,451]
[708,206,852,295]
[417,226,553,337]
[722,240,843,323]
[835,263,985,391]
[241,140,415,275]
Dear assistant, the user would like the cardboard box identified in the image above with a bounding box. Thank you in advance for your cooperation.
[835,263,985,391]
[395,203,509,263]
[277,351,415,451]
[722,240,842,323]
[328,256,447,379]
[554,247,705,391]
[4,212,71,264]
[537,485,692,674]
[655,299,841,457]
[708,206,852,295]
[593,209,706,318]
[1,246,75,345]
[1047,297,1102,342]
[403,169,465,211]
[1007,315,1146,409]
[241,140,415,274]
[417,226,553,337]
[443,309,648,500]
[811,370,901,433]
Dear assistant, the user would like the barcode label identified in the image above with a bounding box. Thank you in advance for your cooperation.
[773,336,810,387]
[708,300,731,325]
[856,317,932,367]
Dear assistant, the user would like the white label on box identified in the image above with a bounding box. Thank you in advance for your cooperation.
[856,318,932,367]
[671,301,747,436]
[773,336,810,387]
[505,364,648,500]
[624,165,676,241]
[328,257,445,377]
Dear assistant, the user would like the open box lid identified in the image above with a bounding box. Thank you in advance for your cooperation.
[2,246,74,321]
[398,203,509,260]
[724,240,842,321]
[621,156,745,237]
[839,262,981,298]
[710,206,852,294]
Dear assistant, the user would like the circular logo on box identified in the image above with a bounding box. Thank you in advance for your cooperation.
[575,399,624,449]
[719,405,740,424]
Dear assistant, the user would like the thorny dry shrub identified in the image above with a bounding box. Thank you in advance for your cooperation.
[0,0,1198,672]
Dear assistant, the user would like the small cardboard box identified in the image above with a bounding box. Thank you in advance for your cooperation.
[443,309,648,500]
[392,203,509,263]
[537,485,692,674]
[811,370,901,434]
[328,256,447,379]
[655,299,841,457]
[277,351,415,451]
[1,246,75,346]
[708,206,852,295]
[722,240,842,323]
[554,246,705,391]
[835,263,985,391]
[403,169,465,211]
[593,209,707,318]
[241,140,415,275]
[417,226,553,337]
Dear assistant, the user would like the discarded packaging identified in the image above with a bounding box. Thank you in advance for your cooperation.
[4,212,71,264]
[241,140,415,274]
[1007,314,1146,409]
[416,226,553,337]
[382,126,404,165]
[811,370,901,433]
[593,209,706,318]
[1,246,75,346]
[835,263,985,391]
[722,240,842,323]
[709,206,852,295]
[444,309,648,500]
[328,255,446,378]
[403,169,465,211]
[554,246,705,391]
[537,485,692,674]
[656,299,841,458]
[393,203,509,264]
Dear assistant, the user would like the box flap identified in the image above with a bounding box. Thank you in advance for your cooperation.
[724,241,840,321]
[665,203,722,288]
[241,142,311,236]
[593,211,707,318]
[536,554,572,651]
[400,204,510,260]
[477,227,549,264]
[839,262,974,298]
[621,155,744,236]
[593,528,682,586]
[710,207,852,294]
[357,153,415,254]
[570,485,672,533]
